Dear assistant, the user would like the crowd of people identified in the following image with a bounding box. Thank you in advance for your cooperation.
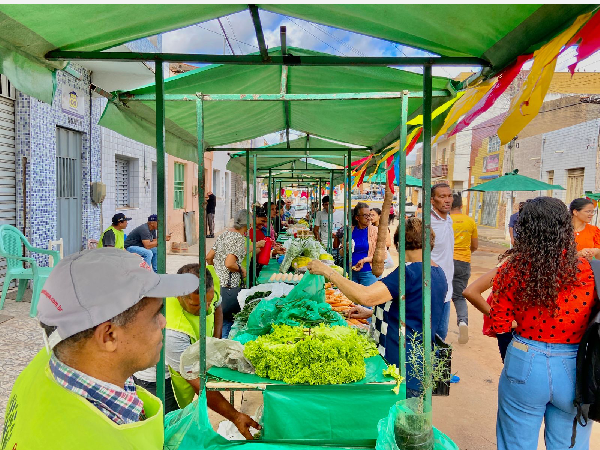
[3,187,598,450]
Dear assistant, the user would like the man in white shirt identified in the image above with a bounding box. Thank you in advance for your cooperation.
[313,195,343,248]
[429,183,454,341]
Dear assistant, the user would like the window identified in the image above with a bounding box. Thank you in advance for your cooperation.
[441,148,447,164]
[174,162,185,210]
[547,170,554,197]
[115,157,130,208]
[213,169,221,197]
[488,135,501,153]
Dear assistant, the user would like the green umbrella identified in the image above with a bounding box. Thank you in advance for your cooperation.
[467,169,564,192]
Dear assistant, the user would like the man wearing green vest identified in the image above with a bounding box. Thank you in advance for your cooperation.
[165,263,259,439]
[1,248,199,450]
[98,213,131,249]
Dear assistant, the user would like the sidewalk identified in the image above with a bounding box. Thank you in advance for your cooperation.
[477,225,511,248]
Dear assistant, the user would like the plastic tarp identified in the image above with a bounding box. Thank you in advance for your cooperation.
[261,4,598,72]
[0,4,241,103]
[99,47,453,163]
[1,4,597,104]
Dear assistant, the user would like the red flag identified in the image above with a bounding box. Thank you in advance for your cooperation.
[386,155,395,194]
[350,155,371,168]
[449,53,532,137]
[406,128,423,156]
[566,12,600,75]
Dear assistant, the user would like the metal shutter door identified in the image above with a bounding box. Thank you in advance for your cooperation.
[115,158,129,207]
[0,76,16,284]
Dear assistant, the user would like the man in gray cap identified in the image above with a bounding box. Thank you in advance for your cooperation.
[1,248,198,450]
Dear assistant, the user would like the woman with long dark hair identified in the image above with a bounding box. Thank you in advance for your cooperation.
[491,197,596,450]
[570,197,600,260]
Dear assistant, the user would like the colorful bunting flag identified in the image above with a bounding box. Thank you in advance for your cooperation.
[497,12,591,145]
[566,11,600,75]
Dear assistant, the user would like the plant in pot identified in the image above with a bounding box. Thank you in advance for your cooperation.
[393,333,452,450]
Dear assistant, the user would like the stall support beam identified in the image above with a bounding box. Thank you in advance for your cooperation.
[328,171,334,252]
[343,154,348,278]
[398,91,409,396]
[252,154,258,286]
[155,61,167,409]
[196,97,208,393]
[246,152,251,288]
[267,169,272,237]
[422,65,433,410]
[347,152,352,278]
[248,5,270,62]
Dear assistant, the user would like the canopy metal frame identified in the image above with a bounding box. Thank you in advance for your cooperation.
[47,41,481,435]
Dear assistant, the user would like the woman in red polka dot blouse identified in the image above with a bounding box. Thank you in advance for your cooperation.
[490,197,597,450]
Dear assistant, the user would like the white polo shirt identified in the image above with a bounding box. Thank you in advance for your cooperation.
[430,209,454,303]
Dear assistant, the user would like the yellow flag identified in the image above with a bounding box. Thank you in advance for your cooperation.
[370,126,423,177]
[433,80,496,142]
[285,189,292,197]
[407,92,465,126]
[497,12,592,145]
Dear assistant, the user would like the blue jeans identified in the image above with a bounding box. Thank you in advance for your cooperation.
[352,270,377,286]
[436,301,451,341]
[127,246,158,272]
[222,320,234,339]
[497,335,592,450]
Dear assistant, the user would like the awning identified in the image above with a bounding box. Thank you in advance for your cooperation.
[98,46,453,163]
[1,4,597,103]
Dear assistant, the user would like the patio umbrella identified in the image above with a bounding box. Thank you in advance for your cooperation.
[467,169,564,192]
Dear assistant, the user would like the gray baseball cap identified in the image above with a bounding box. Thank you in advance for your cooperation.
[38,248,199,348]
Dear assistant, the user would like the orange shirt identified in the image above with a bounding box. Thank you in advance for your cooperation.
[490,258,598,344]
[574,223,600,251]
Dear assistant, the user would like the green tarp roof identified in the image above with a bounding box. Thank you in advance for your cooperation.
[1,5,597,103]
[98,47,453,163]
[468,171,564,192]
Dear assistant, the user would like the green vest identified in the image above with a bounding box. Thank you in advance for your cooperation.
[1,350,163,450]
[166,296,214,409]
[97,225,125,249]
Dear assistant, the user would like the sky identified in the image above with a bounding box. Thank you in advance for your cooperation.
[160,8,600,159]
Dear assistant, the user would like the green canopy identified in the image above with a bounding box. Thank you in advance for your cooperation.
[1,4,596,103]
[468,170,565,192]
[585,191,600,201]
[365,169,422,188]
[99,46,453,163]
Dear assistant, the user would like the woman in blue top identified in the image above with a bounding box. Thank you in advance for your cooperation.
[308,217,447,397]
[350,202,378,286]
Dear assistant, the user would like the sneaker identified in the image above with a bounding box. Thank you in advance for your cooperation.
[458,321,469,344]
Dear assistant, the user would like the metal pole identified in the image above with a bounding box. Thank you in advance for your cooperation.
[267,169,272,237]
[196,97,207,394]
[252,154,257,286]
[422,65,433,409]
[318,179,322,210]
[343,154,348,277]
[328,171,334,252]
[246,151,250,288]
[398,91,409,397]
[155,61,167,408]
[347,151,352,277]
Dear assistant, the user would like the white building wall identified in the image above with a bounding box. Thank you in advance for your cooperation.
[211,151,232,232]
[541,118,600,202]
[100,125,157,232]
[453,129,472,183]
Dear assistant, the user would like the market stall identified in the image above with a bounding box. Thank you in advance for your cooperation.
[2,4,597,450]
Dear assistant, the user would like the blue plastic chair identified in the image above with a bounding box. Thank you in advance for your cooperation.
[0,225,60,317]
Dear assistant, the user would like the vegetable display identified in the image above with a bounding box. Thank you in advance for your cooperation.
[244,324,379,384]
[234,291,272,325]
[279,238,328,273]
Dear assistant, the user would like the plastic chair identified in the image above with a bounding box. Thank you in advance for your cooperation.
[0,225,60,317]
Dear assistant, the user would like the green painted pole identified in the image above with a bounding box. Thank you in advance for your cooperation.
[267,169,272,237]
[347,150,353,277]
[154,61,167,409]
[196,98,208,394]
[398,91,409,397]
[343,154,348,277]
[246,152,250,288]
[422,65,433,410]
[252,154,257,286]
[328,171,334,252]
